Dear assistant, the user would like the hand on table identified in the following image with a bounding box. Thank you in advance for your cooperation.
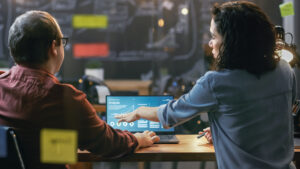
[134,130,160,150]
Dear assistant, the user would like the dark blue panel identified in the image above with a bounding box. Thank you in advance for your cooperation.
[0,127,7,158]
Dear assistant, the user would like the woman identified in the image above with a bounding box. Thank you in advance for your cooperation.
[116,1,296,169]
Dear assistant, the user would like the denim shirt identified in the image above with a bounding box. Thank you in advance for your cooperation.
[158,60,296,169]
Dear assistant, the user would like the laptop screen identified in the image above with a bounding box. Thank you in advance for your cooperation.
[106,96,174,133]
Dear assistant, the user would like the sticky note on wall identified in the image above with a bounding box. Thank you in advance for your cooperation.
[0,128,7,158]
[73,43,109,58]
[280,2,294,17]
[73,15,108,28]
[40,129,77,164]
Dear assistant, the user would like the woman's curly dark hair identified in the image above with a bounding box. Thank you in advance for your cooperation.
[211,1,279,76]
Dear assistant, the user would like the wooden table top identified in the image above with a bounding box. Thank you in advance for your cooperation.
[78,135,215,162]
[78,135,300,162]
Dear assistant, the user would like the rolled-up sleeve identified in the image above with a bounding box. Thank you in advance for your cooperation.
[157,72,218,128]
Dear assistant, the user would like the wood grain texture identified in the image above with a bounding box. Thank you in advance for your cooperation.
[78,134,300,164]
[78,135,215,162]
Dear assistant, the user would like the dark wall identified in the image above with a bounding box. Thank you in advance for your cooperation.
[253,0,283,26]
[0,0,289,82]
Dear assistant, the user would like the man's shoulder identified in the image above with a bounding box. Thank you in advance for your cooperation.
[54,82,85,96]
[48,83,88,107]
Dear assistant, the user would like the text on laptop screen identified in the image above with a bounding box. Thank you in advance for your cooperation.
[106,96,174,132]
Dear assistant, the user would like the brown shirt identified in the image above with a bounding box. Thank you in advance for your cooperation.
[0,65,138,169]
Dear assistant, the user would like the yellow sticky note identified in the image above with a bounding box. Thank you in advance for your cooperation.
[280,2,294,17]
[73,15,108,28]
[40,129,77,164]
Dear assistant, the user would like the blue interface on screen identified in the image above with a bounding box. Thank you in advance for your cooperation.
[106,96,174,132]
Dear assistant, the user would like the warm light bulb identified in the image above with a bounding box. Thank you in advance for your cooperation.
[158,18,165,27]
[181,8,189,15]
[277,49,294,62]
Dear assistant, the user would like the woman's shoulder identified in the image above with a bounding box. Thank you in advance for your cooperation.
[275,60,295,80]
[199,69,256,88]
[277,59,293,71]
[202,69,242,79]
[196,70,229,85]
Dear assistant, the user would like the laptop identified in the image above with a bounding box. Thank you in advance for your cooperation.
[106,95,179,144]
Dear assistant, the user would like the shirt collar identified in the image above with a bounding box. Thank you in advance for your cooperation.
[12,65,60,83]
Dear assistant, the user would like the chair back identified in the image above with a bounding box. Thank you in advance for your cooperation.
[0,126,26,169]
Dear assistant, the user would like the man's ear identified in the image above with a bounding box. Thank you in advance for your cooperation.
[48,40,57,57]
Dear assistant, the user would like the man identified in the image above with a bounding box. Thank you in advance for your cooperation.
[0,10,159,169]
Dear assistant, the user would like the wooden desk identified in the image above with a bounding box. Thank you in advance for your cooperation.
[78,135,214,162]
[105,80,152,95]
[77,135,300,168]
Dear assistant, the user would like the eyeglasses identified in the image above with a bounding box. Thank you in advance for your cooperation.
[61,37,69,47]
